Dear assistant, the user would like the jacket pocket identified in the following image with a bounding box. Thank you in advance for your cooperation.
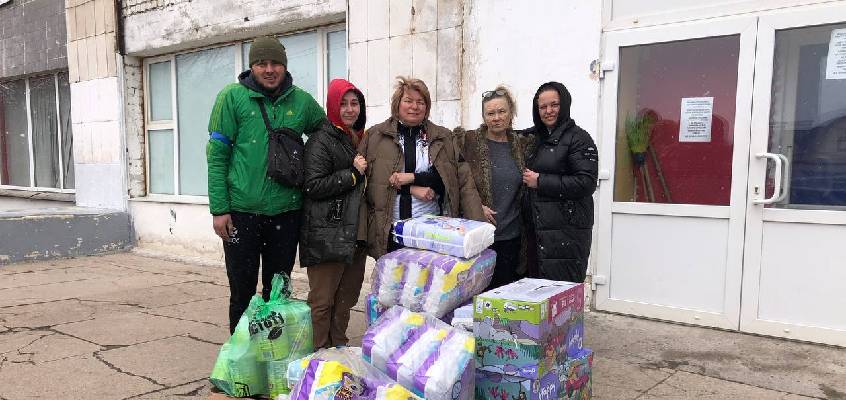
[327,198,346,223]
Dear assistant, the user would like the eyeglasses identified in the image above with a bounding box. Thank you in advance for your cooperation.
[482,89,507,99]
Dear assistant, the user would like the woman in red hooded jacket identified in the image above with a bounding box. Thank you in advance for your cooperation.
[300,78,368,348]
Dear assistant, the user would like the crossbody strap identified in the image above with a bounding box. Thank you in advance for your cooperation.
[256,100,275,134]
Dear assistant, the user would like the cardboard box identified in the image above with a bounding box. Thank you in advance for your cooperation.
[473,279,584,378]
[473,279,584,342]
[559,348,593,400]
[475,348,594,400]
[475,319,582,379]
[475,369,560,400]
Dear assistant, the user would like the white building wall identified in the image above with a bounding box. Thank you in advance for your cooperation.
[349,0,464,128]
[65,0,127,211]
[461,1,603,134]
[604,0,839,29]
[130,201,222,262]
[122,0,345,57]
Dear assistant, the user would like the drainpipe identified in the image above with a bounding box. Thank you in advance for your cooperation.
[115,0,125,55]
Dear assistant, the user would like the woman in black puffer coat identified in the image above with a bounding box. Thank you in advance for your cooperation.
[522,81,598,283]
[300,79,368,349]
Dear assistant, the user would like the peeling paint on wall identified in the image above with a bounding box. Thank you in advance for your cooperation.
[0,211,133,265]
[121,0,345,56]
[124,56,147,198]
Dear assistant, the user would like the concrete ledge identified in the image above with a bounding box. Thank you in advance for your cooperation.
[0,209,134,264]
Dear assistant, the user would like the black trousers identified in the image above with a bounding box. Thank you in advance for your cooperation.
[487,237,522,291]
[223,210,302,333]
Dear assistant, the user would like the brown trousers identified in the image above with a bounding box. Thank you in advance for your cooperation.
[306,247,367,349]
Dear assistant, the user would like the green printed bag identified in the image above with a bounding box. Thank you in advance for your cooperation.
[210,295,268,397]
[210,274,314,397]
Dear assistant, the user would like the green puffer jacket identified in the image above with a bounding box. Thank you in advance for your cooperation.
[207,71,326,216]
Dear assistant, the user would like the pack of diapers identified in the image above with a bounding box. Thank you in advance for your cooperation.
[362,306,475,400]
[392,215,495,258]
[371,248,495,318]
[286,347,421,400]
[362,306,425,371]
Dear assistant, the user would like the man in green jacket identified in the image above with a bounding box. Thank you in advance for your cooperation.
[207,36,325,333]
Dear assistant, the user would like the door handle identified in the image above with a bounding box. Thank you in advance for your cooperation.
[753,152,785,205]
[774,153,790,203]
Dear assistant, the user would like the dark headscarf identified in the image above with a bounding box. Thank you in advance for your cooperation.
[531,81,573,134]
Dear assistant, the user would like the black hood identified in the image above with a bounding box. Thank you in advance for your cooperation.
[531,81,572,133]
[238,69,294,100]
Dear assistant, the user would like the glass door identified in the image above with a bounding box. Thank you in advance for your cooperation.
[742,4,846,346]
[595,17,757,329]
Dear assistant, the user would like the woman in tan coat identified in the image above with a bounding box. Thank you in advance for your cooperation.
[460,86,534,289]
[357,77,485,259]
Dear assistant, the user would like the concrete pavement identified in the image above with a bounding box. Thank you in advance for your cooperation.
[0,252,844,399]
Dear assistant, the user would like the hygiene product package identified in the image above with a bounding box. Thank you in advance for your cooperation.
[362,305,476,400]
[475,369,560,400]
[473,278,584,379]
[559,348,593,400]
[450,302,474,332]
[392,215,495,258]
[365,293,388,326]
[286,347,421,400]
[371,248,495,319]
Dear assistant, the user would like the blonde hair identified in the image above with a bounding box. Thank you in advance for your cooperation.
[390,77,432,121]
[481,85,517,120]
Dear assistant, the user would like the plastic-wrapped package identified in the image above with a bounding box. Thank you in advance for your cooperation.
[370,248,495,318]
[363,306,475,400]
[386,326,446,384]
[210,274,313,397]
[286,347,421,400]
[365,293,388,326]
[362,307,425,371]
[416,330,475,400]
[392,215,495,258]
[373,255,407,307]
[450,302,474,331]
[210,297,269,397]
[267,359,290,398]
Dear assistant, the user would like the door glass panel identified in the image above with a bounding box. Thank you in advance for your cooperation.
[769,23,846,209]
[614,35,740,206]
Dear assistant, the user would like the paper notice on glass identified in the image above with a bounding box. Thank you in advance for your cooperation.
[679,97,713,143]
[826,28,846,80]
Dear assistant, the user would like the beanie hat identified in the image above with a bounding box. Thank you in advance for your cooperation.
[249,36,287,67]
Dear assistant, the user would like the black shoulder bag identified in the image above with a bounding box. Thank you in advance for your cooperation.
[257,101,305,188]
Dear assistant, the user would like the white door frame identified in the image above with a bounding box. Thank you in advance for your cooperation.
[741,3,846,346]
[595,16,758,329]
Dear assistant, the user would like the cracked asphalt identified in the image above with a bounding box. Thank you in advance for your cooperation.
[0,252,844,399]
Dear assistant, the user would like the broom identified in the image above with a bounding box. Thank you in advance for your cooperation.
[625,114,654,201]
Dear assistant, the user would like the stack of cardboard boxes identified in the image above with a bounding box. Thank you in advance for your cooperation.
[473,279,593,400]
